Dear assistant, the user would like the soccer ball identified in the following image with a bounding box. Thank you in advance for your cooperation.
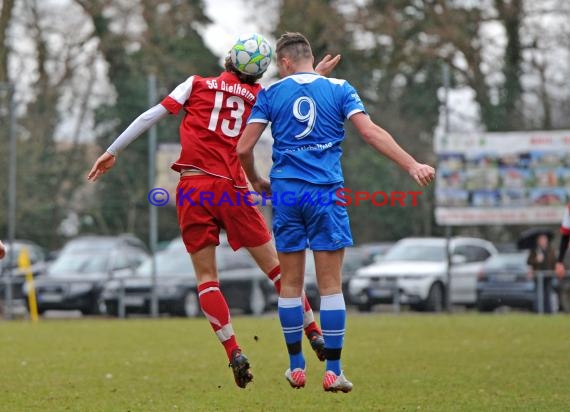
[230,33,273,76]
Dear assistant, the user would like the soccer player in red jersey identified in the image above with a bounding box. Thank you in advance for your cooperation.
[0,240,5,260]
[87,34,340,389]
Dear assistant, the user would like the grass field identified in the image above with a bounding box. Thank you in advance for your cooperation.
[1,313,569,411]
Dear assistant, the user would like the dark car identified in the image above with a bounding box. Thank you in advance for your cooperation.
[304,247,369,309]
[24,235,149,315]
[0,240,47,303]
[102,237,276,317]
[476,252,559,313]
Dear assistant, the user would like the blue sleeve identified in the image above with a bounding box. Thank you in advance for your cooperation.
[341,81,366,119]
[247,89,270,124]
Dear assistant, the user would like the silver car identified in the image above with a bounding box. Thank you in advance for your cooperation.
[348,237,497,312]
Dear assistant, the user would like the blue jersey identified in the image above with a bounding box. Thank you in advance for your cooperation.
[248,73,366,184]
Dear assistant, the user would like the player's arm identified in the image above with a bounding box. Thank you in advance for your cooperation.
[350,112,435,187]
[87,104,169,181]
[87,76,194,182]
[315,54,341,76]
[237,123,270,194]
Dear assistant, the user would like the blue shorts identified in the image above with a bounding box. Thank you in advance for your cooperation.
[271,179,353,252]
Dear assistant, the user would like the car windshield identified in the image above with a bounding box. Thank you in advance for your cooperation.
[137,251,195,277]
[48,252,109,275]
[484,253,527,270]
[382,242,446,262]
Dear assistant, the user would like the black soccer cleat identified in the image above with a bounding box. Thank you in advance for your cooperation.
[308,331,326,362]
[229,349,253,389]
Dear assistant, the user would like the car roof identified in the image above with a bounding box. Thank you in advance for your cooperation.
[62,235,147,250]
[395,237,493,245]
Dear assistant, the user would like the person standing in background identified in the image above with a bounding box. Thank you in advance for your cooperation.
[527,234,556,313]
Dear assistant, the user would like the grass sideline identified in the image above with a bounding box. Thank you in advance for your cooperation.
[0,314,569,411]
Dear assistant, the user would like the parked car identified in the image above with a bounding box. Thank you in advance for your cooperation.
[348,237,498,312]
[23,235,149,315]
[359,242,395,265]
[476,252,559,313]
[0,240,47,302]
[102,237,276,317]
[304,247,370,309]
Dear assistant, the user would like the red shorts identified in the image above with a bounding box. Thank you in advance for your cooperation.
[176,175,271,253]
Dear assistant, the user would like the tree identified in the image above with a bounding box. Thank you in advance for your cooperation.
[0,0,94,249]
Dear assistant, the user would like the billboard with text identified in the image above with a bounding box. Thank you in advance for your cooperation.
[434,130,570,225]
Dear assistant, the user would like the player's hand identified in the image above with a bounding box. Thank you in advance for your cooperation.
[252,178,271,196]
[555,262,566,279]
[315,54,341,76]
[408,163,435,187]
[0,240,5,260]
[87,152,116,181]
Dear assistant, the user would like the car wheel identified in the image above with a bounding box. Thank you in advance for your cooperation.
[82,296,104,316]
[476,302,494,312]
[424,283,444,312]
[183,291,200,317]
[247,282,267,316]
[357,303,372,312]
[105,302,119,317]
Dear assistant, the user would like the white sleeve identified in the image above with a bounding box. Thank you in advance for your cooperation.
[168,76,194,104]
[106,104,169,156]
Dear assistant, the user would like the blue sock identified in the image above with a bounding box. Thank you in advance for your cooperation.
[320,293,346,375]
[278,296,305,371]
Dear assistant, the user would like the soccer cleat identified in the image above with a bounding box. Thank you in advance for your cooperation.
[308,331,326,362]
[285,368,306,389]
[229,349,253,389]
[323,370,353,393]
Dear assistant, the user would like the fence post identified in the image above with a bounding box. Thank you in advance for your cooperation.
[392,283,400,314]
[536,271,544,314]
[118,279,126,319]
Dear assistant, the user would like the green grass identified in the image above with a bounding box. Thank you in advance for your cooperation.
[0,313,569,411]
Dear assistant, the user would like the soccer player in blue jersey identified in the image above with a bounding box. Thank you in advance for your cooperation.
[237,32,435,392]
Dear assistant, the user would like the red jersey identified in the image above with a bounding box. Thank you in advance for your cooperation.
[161,71,261,188]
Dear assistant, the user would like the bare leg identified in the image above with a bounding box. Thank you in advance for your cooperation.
[190,245,219,283]
[313,249,344,296]
[277,250,306,298]
[246,240,280,274]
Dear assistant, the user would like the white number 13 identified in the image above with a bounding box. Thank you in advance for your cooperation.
[208,91,245,138]
[293,96,316,139]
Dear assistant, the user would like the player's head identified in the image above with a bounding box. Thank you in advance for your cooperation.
[226,33,272,85]
[275,32,314,77]
[224,55,263,85]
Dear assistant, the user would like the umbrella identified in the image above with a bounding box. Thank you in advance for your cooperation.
[517,227,554,250]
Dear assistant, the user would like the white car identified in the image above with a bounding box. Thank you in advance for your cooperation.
[348,237,498,312]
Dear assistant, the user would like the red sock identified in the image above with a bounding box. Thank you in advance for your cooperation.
[267,265,282,293]
[197,280,239,362]
[302,293,322,337]
[267,266,322,337]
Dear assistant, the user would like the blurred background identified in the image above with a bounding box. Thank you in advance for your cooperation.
[1,0,570,317]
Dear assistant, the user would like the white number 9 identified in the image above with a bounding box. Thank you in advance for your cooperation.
[293,96,316,139]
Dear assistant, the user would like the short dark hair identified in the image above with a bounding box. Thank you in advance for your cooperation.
[224,56,263,85]
[276,32,313,62]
